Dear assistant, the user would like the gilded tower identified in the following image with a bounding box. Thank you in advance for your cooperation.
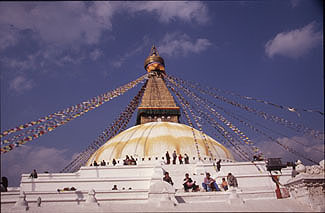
[136,46,181,124]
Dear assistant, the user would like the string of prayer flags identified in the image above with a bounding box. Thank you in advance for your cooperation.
[166,78,216,160]
[171,75,322,140]
[167,79,252,162]
[167,78,245,159]
[1,74,148,154]
[196,106,252,161]
[177,75,324,116]
[167,74,321,163]
[166,83,202,160]
[1,74,147,139]
[217,107,319,164]
[61,82,147,173]
[167,75,258,156]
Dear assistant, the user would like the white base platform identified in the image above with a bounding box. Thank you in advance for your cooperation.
[1,161,320,212]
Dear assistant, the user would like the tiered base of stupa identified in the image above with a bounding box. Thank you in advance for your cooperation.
[1,160,324,212]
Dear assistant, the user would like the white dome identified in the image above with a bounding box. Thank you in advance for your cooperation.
[86,122,234,165]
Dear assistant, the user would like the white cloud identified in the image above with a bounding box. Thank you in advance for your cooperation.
[90,49,103,61]
[158,33,212,57]
[9,75,34,93]
[113,46,144,68]
[258,136,324,165]
[112,47,142,68]
[111,35,151,68]
[1,45,87,72]
[0,25,20,51]
[1,146,73,186]
[1,57,35,71]
[290,0,301,8]
[0,2,208,51]
[0,2,116,72]
[0,2,116,48]
[0,2,210,71]
[124,1,208,24]
[265,22,323,59]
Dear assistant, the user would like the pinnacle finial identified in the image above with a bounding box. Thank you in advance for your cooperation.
[150,45,159,56]
[144,45,165,73]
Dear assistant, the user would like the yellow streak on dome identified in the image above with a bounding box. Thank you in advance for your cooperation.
[94,135,228,159]
[94,123,154,161]
[94,136,204,158]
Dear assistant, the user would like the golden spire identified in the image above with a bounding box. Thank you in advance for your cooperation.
[144,45,165,73]
[136,46,180,125]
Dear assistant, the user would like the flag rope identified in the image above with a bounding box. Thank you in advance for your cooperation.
[61,81,147,172]
[1,74,148,153]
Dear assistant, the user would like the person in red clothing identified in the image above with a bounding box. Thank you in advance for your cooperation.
[271,172,282,199]
[179,154,183,164]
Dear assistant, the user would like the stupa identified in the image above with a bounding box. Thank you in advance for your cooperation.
[1,46,324,212]
[86,45,234,166]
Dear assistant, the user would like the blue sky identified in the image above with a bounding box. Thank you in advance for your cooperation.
[0,1,323,186]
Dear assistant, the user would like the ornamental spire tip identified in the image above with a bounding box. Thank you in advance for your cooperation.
[150,45,159,56]
[144,45,165,73]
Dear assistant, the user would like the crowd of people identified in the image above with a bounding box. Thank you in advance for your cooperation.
[163,171,238,192]
[89,152,222,167]
[123,155,137,165]
[110,184,132,191]
[57,187,76,192]
[90,155,137,167]
[90,158,117,167]
[165,151,190,165]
